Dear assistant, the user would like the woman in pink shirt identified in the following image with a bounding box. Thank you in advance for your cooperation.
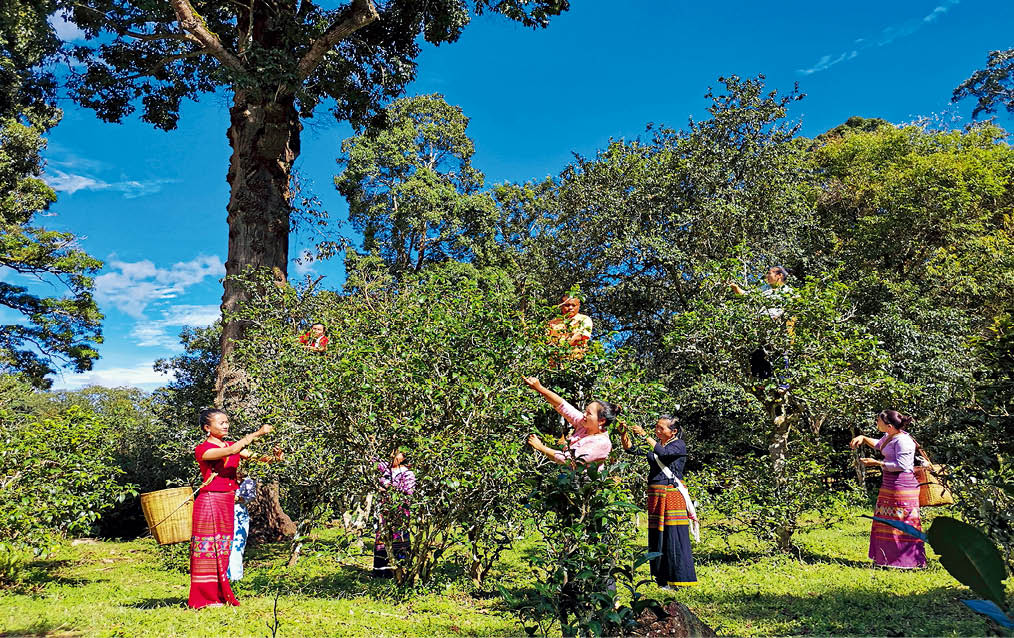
[523,376,617,464]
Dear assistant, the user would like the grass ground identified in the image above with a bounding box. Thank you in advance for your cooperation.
[0,509,1005,637]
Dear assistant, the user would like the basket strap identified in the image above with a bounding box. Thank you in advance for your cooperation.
[911,437,934,466]
[149,472,219,532]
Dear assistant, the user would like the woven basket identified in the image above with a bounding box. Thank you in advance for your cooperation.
[140,487,194,545]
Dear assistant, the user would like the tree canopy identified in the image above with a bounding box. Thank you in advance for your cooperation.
[336,94,496,278]
[0,2,102,388]
[26,0,571,402]
[953,48,1014,118]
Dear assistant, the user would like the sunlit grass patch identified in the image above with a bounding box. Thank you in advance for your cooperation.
[0,509,1002,637]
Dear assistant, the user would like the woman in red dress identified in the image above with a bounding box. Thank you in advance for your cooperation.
[298,323,329,352]
[189,408,282,609]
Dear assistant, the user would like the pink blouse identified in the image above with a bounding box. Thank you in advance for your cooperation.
[553,399,612,464]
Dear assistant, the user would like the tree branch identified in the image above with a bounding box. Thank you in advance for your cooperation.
[296,0,379,79]
[120,49,213,81]
[70,3,199,44]
[168,0,245,71]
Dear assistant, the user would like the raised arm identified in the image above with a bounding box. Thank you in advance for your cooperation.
[239,445,284,463]
[849,435,879,450]
[627,423,658,449]
[202,425,273,461]
[523,376,564,409]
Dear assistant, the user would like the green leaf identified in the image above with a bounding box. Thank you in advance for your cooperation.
[927,516,1009,607]
[628,551,661,568]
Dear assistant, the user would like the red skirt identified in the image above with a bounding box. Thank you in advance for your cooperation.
[188,491,240,608]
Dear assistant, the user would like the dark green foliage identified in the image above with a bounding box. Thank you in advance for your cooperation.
[953,49,1014,118]
[0,2,104,389]
[30,384,201,537]
[49,0,569,131]
[336,94,497,277]
[0,1,61,121]
[811,122,1014,566]
[944,314,1014,569]
[504,459,654,637]
[0,396,137,564]
[0,108,102,388]
[467,77,1014,555]
[223,260,666,586]
[475,76,815,355]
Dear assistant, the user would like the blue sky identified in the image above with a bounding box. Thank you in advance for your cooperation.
[16,0,1012,390]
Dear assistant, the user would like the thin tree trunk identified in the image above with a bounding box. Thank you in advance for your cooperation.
[768,401,794,551]
[288,517,314,567]
[215,89,301,407]
[467,525,489,587]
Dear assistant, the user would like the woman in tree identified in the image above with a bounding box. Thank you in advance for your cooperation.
[621,415,698,589]
[189,409,283,608]
[523,376,616,465]
[850,409,927,569]
[373,451,416,578]
[729,265,794,387]
[299,322,328,352]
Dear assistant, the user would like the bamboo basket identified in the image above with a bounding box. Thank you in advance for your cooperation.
[140,487,194,545]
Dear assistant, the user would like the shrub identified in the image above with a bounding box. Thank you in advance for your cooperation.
[226,261,667,585]
[502,458,656,637]
[0,403,136,581]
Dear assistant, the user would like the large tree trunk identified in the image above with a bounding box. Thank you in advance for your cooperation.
[248,481,298,544]
[214,90,301,541]
[215,89,301,407]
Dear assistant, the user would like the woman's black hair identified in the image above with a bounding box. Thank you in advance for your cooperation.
[657,413,683,439]
[878,409,914,431]
[199,407,228,431]
[591,400,622,428]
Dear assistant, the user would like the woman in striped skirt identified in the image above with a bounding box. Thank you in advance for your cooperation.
[621,415,698,589]
[850,409,926,569]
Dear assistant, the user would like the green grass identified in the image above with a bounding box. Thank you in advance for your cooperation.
[0,510,1005,637]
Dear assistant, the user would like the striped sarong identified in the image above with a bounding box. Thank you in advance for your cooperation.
[869,472,927,569]
[646,484,697,587]
[188,491,240,608]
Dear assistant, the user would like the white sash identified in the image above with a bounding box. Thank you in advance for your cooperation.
[649,448,700,542]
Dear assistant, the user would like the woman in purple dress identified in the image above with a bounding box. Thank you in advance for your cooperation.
[373,452,416,578]
[849,409,927,569]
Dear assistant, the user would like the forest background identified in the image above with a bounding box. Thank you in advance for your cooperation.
[2,0,1014,635]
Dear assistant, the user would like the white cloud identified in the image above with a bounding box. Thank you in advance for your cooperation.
[50,362,173,391]
[131,304,221,348]
[923,4,952,22]
[798,51,859,76]
[48,13,86,42]
[95,256,224,318]
[46,169,176,199]
[798,0,959,75]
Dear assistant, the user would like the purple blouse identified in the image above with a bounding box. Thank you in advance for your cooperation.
[377,463,416,495]
[876,432,916,473]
